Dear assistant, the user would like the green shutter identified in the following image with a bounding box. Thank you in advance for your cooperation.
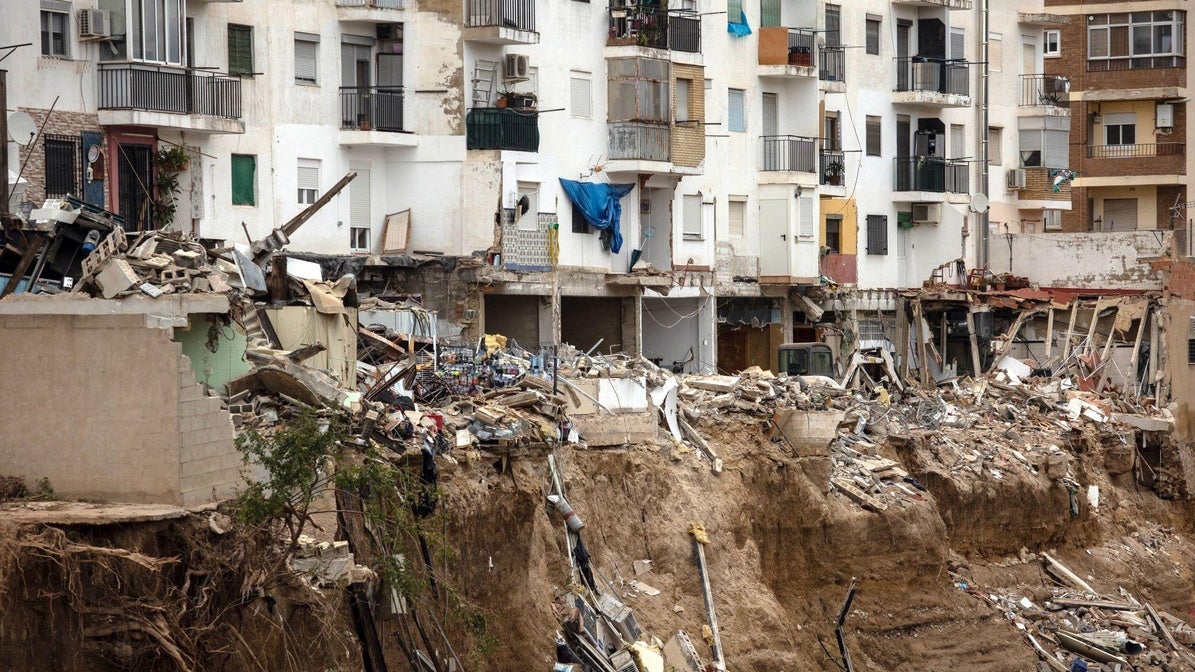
[231,155,256,206]
[228,24,253,76]
[759,0,779,27]
[728,0,743,24]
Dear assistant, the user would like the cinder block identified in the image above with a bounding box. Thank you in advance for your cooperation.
[172,249,203,269]
[95,258,140,299]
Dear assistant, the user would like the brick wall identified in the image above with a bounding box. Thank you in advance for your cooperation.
[671,63,705,168]
[1062,186,1091,232]
[1043,5,1187,93]
[1018,166,1072,202]
[177,351,240,507]
[14,108,103,209]
[1158,184,1187,230]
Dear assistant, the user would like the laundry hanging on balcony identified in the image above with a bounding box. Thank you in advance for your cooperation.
[727,3,752,37]
[559,179,635,254]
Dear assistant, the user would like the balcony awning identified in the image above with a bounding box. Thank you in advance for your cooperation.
[559,179,635,254]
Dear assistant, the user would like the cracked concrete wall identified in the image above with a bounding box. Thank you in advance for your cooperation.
[989,231,1171,290]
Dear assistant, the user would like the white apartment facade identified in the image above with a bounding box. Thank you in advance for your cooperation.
[2,0,1068,374]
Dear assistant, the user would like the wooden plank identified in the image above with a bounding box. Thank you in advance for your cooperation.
[1129,309,1148,395]
[1027,633,1069,672]
[1095,308,1120,393]
[1044,308,1055,358]
[987,310,1033,374]
[1049,597,1136,611]
[913,300,930,387]
[1147,603,1183,654]
[1063,301,1080,365]
[689,525,725,671]
[358,326,406,360]
[1041,552,1095,593]
[0,233,45,299]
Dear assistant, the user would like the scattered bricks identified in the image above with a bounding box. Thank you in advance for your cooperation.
[140,283,164,298]
[208,272,232,293]
[173,249,203,269]
[140,254,173,270]
[95,258,140,299]
[230,414,244,429]
[191,276,211,293]
[159,268,194,283]
[228,403,254,415]
[128,236,157,259]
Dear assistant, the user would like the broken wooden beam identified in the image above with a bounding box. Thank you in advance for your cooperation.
[688,523,725,672]
[1041,552,1095,594]
[834,578,858,672]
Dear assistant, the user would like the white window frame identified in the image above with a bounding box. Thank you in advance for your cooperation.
[1104,112,1137,148]
[727,88,745,132]
[1044,29,1061,58]
[350,227,370,251]
[297,158,320,205]
[682,194,703,239]
[1043,210,1062,231]
[128,0,185,65]
[40,10,69,58]
[570,71,592,119]
[1088,12,1185,62]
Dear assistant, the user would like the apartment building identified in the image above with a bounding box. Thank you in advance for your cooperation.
[1041,2,1187,239]
[2,0,1068,375]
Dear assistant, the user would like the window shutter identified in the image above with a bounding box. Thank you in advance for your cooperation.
[350,171,371,229]
[295,38,318,84]
[728,199,745,237]
[297,161,319,191]
[865,116,881,156]
[798,195,815,238]
[825,4,841,47]
[570,74,592,118]
[988,127,1002,165]
[866,18,881,55]
[228,24,253,76]
[683,194,702,237]
[231,155,256,206]
[760,0,780,28]
[728,89,745,132]
[1103,198,1137,232]
[867,215,888,255]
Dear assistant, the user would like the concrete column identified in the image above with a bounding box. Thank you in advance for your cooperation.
[781,292,794,343]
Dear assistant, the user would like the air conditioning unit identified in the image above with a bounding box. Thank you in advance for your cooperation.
[1007,168,1027,190]
[504,54,529,81]
[912,202,941,225]
[78,9,112,40]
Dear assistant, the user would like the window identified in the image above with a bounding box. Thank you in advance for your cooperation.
[728,0,744,26]
[865,116,881,156]
[517,182,539,231]
[1019,116,1070,168]
[825,215,841,253]
[988,127,1002,165]
[571,203,591,233]
[675,78,691,122]
[294,33,319,85]
[1043,210,1062,231]
[866,215,888,255]
[351,227,370,251]
[990,33,1002,71]
[950,28,965,60]
[1188,336,1195,365]
[227,24,253,76]
[1044,29,1060,57]
[128,0,184,64]
[43,135,79,198]
[570,72,592,118]
[865,16,881,55]
[1104,112,1136,145]
[728,89,745,132]
[1088,12,1185,65]
[682,194,702,239]
[297,158,320,205]
[729,197,746,237]
[231,154,256,206]
[825,4,841,48]
[607,57,670,123]
[40,11,68,58]
[760,0,779,28]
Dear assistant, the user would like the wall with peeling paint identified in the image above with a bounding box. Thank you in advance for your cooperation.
[989,231,1170,290]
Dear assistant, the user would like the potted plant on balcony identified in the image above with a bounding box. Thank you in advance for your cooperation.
[823,158,844,186]
[498,89,537,111]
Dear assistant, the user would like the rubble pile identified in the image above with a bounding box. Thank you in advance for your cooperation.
[960,550,1195,671]
[72,228,240,299]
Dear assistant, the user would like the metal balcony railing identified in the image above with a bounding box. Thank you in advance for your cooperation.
[608,121,670,162]
[336,0,402,7]
[1020,74,1070,108]
[608,7,701,53]
[97,64,242,119]
[466,0,535,32]
[819,45,845,82]
[894,58,971,96]
[819,148,845,186]
[762,135,816,172]
[340,86,404,132]
[894,157,969,193]
[466,108,539,151]
[1086,143,1184,158]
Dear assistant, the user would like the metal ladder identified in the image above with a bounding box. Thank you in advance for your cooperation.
[472,59,498,108]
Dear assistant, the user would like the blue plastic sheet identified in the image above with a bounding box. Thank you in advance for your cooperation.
[558,179,635,254]
[728,10,751,36]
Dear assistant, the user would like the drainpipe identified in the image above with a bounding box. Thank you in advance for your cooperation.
[977,0,991,269]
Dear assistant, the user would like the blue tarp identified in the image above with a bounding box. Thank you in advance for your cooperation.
[558,179,635,254]
[728,10,751,37]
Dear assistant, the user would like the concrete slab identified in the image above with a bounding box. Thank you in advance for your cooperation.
[0,501,188,525]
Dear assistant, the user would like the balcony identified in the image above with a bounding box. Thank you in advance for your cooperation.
[819,148,845,187]
[1011,166,1072,206]
[894,157,969,194]
[893,58,972,107]
[464,0,538,45]
[335,0,404,22]
[606,121,686,174]
[892,0,971,8]
[466,108,539,152]
[96,64,243,134]
[819,45,845,90]
[762,135,816,172]
[1078,143,1185,181]
[607,7,701,54]
[339,86,416,147]
[1019,74,1070,117]
[758,28,817,78]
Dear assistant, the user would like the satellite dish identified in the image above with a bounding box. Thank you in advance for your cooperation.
[87,145,101,163]
[7,112,36,146]
[969,192,990,214]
